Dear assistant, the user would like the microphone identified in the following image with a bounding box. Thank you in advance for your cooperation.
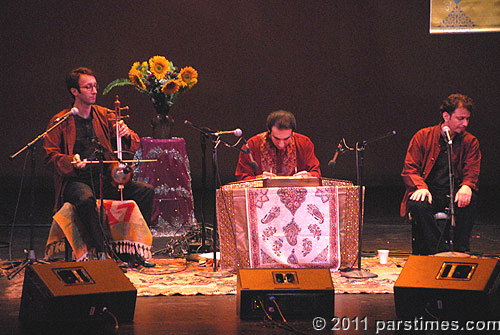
[213,128,243,137]
[242,138,258,172]
[442,125,452,145]
[55,107,79,122]
[328,142,343,168]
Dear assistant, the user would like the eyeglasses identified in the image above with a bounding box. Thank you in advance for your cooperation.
[79,84,99,91]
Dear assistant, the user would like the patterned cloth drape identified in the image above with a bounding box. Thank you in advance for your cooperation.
[430,0,500,33]
[216,182,361,271]
[246,187,341,270]
[45,200,153,261]
[133,138,197,236]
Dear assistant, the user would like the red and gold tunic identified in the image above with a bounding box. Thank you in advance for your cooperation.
[235,131,321,181]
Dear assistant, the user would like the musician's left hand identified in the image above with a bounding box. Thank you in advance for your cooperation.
[455,185,472,207]
[293,170,311,178]
[117,120,131,138]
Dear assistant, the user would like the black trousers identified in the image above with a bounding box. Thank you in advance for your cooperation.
[408,192,477,255]
[63,177,154,253]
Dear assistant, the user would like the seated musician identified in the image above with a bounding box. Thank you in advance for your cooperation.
[235,110,321,181]
[43,67,155,267]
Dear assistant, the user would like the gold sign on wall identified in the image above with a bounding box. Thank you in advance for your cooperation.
[430,0,500,33]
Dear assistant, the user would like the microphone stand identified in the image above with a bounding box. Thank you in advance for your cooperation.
[185,120,246,275]
[211,136,221,271]
[97,147,109,259]
[5,118,72,279]
[446,139,457,253]
[199,128,211,253]
[434,137,468,257]
[339,130,396,279]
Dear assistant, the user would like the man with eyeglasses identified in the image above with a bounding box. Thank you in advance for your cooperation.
[235,110,321,180]
[43,67,155,267]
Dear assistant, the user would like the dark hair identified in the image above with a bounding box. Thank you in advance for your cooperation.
[65,67,95,99]
[266,110,296,131]
[440,93,474,115]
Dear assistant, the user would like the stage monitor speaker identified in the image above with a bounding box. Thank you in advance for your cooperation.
[19,260,137,329]
[394,255,500,322]
[237,268,334,320]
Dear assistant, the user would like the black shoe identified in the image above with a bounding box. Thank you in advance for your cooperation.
[129,253,156,268]
[141,259,156,268]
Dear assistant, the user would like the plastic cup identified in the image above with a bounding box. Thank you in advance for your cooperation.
[378,249,389,264]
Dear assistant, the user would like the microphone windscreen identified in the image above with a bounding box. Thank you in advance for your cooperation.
[234,128,243,137]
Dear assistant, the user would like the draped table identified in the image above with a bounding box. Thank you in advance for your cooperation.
[216,178,362,271]
[133,138,197,236]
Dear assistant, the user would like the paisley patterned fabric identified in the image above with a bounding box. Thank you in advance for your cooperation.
[247,186,340,270]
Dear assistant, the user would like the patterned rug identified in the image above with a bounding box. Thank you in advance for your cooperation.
[1,256,405,300]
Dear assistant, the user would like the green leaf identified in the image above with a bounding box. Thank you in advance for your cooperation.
[102,78,135,95]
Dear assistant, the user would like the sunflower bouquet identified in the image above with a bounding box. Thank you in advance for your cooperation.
[103,55,198,115]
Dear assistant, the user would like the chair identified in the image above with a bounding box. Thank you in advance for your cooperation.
[45,200,153,262]
[409,211,450,255]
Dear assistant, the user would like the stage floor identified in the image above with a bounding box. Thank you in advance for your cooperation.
[1,183,499,334]
[2,219,500,334]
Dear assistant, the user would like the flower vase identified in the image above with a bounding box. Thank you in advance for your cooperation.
[151,114,174,139]
[151,104,174,139]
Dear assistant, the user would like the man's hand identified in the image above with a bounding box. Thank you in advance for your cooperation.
[455,185,472,207]
[72,153,87,169]
[293,170,311,178]
[410,188,432,203]
[261,171,277,178]
[117,120,131,138]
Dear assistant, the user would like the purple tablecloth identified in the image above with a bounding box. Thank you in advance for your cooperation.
[133,138,197,236]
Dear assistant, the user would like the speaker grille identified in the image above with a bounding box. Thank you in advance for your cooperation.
[394,255,500,321]
[237,268,334,320]
[19,260,137,327]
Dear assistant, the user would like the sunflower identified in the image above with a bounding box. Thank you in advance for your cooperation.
[179,66,198,85]
[186,78,198,88]
[149,56,170,80]
[177,80,188,90]
[161,80,180,94]
[130,61,141,73]
[128,67,146,90]
[103,55,198,111]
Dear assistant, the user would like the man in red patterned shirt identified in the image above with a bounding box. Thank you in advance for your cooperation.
[235,110,321,181]
[401,94,480,255]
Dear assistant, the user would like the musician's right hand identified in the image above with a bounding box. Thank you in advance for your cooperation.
[72,154,88,169]
[293,170,311,178]
[409,188,432,204]
[261,171,277,178]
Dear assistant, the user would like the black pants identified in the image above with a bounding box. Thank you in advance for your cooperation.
[408,192,477,255]
[63,177,154,253]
